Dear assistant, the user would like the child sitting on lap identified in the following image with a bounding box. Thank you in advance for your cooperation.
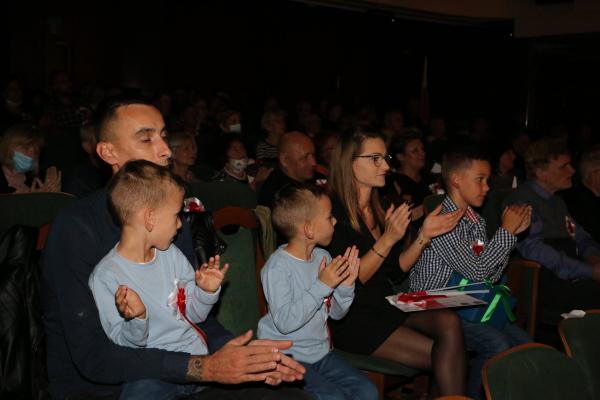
[409,147,532,399]
[258,183,378,400]
[89,160,228,399]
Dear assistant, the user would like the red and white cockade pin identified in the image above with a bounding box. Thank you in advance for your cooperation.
[183,197,205,213]
[471,239,485,256]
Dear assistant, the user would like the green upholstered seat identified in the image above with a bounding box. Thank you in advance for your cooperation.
[187,180,257,211]
[483,343,590,400]
[211,226,261,336]
[559,311,600,400]
[0,192,76,238]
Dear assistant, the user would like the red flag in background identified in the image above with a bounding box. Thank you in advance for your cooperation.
[420,57,430,124]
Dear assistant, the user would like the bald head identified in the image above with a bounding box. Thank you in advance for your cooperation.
[278,131,316,182]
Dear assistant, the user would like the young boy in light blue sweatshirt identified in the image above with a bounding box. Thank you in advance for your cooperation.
[257,183,378,400]
[89,160,229,399]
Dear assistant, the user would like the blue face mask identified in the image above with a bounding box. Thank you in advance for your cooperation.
[12,151,35,173]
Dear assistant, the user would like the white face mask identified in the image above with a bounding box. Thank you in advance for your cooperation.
[228,123,242,134]
[229,158,248,174]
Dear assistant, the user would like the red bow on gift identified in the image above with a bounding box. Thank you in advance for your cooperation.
[398,292,446,303]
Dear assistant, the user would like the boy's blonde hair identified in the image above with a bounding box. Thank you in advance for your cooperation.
[108,159,184,225]
[272,183,326,240]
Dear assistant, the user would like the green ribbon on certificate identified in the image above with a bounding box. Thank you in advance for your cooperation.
[458,278,516,324]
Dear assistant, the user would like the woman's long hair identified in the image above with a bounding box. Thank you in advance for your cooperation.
[329,129,386,232]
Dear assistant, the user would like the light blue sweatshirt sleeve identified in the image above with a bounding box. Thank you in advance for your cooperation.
[262,255,333,335]
[330,283,354,320]
[89,266,149,348]
[176,250,221,324]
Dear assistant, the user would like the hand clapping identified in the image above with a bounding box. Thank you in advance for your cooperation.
[115,285,146,320]
[382,202,412,243]
[501,204,532,235]
[340,245,360,286]
[195,255,230,293]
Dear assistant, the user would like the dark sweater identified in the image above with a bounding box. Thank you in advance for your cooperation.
[41,190,232,399]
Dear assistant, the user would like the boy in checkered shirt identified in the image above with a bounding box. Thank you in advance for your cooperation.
[409,147,532,399]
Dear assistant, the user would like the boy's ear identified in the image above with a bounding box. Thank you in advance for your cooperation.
[450,170,461,190]
[304,221,314,240]
[144,208,155,232]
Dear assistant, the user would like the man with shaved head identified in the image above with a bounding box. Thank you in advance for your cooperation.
[258,131,317,207]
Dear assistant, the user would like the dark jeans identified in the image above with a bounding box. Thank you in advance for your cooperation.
[300,352,379,400]
[119,380,311,400]
[462,320,531,400]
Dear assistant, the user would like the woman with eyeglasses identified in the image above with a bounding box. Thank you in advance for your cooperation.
[328,129,467,396]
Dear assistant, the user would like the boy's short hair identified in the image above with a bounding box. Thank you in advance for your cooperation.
[272,183,326,240]
[441,146,489,186]
[524,137,570,179]
[107,160,184,225]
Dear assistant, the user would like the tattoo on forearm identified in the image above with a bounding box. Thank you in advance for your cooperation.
[186,356,206,382]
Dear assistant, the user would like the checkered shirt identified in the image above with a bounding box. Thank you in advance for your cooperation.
[409,196,517,291]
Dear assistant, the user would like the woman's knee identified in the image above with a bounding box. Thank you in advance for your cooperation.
[433,310,463,336]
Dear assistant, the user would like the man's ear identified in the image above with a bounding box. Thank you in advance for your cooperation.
[396,153,404,163]
[279,153,288,169]
[97,141,119,167]
[144,208,155,232]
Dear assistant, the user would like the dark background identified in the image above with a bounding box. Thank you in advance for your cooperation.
[4,1,600,132]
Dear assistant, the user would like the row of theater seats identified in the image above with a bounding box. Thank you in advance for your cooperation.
[1,183,597,399]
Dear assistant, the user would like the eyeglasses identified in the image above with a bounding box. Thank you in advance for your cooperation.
[353,153,392,167]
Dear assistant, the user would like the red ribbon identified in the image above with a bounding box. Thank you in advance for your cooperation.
[187,202,203,213]
[177,288,208,346]
[398,292,446,303]
[324,295,333,350]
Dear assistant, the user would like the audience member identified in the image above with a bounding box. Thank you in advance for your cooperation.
[504,137,600,325]
[258,131,316,206]
[381,109,404,145]
[258,183,378,400]
[0,124,61,194]
[328,129,466,397]
[168,131,202,185]
[562,145,600,241]
[0,77,31,131]
[410,146,532,399]
[315,131,338,178]
[256,110,286,164]
[384,133,431,223]
[62,123,111,198]
[90,160,229,398]
[212,134,273,191]
[41,98,308,399]
[44,71,82,130]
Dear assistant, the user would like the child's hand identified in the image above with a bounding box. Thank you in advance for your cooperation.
[115,285,146,320]
[514,205,532,235]
[318,255,350,288]
[195,255,230,293]
[421,204,463,240]
[501,204,531,235]
[340,245,360,286]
